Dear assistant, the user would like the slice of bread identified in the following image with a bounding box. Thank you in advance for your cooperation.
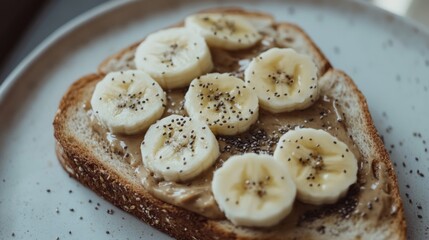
[53,8,406,240]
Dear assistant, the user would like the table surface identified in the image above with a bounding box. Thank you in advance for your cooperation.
[0,0,429,83]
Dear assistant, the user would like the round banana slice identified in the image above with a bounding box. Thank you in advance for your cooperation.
[184,73,259,135]
[141,115,219,182]
[212,153,296,227]
[185,13,261,50]
[134,27,213,89]
[244,48,318,113]
[273,128,358,205]
[90,70,166,135]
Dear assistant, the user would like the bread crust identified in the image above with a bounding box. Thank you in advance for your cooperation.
[54,8,405,240]
[331,70,406,238]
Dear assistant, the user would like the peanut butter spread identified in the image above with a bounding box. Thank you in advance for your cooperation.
[88,28,397,228]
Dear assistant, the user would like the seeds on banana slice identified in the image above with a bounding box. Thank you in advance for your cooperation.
[244,48,319,113]
[273,128,358,205]
[184,73,259,136]
[135,27,213,89]
[90,70,166,135]
[185,13,261,50]
[212,153,296,227]
[141,115,219,182]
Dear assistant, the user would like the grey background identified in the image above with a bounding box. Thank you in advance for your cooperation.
[0,0,108,82]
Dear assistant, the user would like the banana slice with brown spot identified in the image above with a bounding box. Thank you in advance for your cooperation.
[141,115,219,182]
[184,73,259,135]
[90,70,166,134]
[244,48,319,113]
[135,27,213,89]
[185,13,261,50]
[274,128,358,205]
[212,153,296,227]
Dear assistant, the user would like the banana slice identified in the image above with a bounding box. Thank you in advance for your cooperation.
[244,48,318,113]
[141,115,219,182]
[90,70,166,135]
[273,128,358,205]
[134,27,213,89]
[212,153,296,227]
[185,13,261,50]
[184,73,259,135]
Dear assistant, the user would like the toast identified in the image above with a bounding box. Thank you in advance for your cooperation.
[53,8,406,240]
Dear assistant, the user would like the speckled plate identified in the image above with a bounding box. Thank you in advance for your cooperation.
[1,0,428,239]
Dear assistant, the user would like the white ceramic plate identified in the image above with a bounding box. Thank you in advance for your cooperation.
[1,0,428,239]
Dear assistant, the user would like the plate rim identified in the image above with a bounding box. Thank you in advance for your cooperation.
[0,0,427,238]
